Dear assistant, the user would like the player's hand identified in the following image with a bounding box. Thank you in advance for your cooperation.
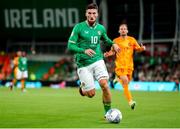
[140,43,146,51]
[112,44,120,53]
[104,51,114,57]
[84,49,96,57]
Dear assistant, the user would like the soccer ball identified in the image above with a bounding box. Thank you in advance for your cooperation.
[105,108,122,123]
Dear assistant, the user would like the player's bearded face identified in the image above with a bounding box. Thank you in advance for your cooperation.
[86,9,98,25]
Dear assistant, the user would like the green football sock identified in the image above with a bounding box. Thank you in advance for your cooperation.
[103,101,111,114]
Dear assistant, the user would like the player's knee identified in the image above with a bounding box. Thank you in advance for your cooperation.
[87,89,95,98]
[87,94,95,98]
[87,92,95,98]
[99,80,109,91]
[99,79,108,87]
[122,78,129,85]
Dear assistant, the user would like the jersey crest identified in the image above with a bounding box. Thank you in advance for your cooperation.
[84,30,89,34]
[98,31,101,35]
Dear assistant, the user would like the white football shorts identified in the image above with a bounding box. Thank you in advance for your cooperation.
[16,68,28,80]
[77,60,109,91]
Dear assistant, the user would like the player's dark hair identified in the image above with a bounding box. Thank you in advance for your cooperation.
[119,23,128,29]
[86,3,98,10]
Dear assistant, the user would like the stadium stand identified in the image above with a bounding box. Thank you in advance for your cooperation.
[0,0,179,85]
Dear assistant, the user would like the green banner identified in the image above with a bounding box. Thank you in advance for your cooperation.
[0,0,87,41]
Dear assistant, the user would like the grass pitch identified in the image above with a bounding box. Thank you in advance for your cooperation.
[0,86,180,128]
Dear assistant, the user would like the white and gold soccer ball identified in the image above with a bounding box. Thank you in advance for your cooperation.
[105,108,122,123]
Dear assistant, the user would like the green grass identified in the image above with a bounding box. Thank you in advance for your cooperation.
[0,87,180,128]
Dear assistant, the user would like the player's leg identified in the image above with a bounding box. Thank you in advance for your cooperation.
[16,68,24,91]
[127,70,136,109]
[77,66,96,98]
[113,75,119,86]
[94,60,111,114]
[99,78,112,114]
[119,75,133,103]
[120,75,136,109]
[79,83,85,96]
[10,78,17,90]
[21,78,25,91]
[21,71,28,92]
[116,69,135,109]
[10,68,18,90]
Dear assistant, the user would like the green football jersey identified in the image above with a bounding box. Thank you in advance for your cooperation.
[68,21,114,68]
[18,57,28,71]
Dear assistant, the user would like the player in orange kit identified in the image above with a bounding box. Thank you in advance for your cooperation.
[104,23,146,110]
[10,51,22,91]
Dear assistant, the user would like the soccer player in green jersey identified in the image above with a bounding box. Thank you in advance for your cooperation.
[17,51,28,92]
[67,3,120,115]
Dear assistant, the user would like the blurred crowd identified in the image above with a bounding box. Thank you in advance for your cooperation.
[0,51,179,84]
[42,57,78,81]
[134,57,180,82]
[105,55,180,83]
[0,51,12,80]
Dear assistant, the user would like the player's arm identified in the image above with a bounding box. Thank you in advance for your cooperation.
[135,43,146,52]
[133,38,146,52]
[67,25,85,53]
[68,41,85,53]
[13,57,18,67]
[104,47,116,58]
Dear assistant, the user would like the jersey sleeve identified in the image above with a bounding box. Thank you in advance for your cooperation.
[67,24,85,53]
[132,37,142,50]
[13,57,18,66]
[101,26,114,46]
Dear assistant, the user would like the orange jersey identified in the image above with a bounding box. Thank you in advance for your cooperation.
[113,36,142,71]
[13,56,19,75]
[13,57,19,67]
